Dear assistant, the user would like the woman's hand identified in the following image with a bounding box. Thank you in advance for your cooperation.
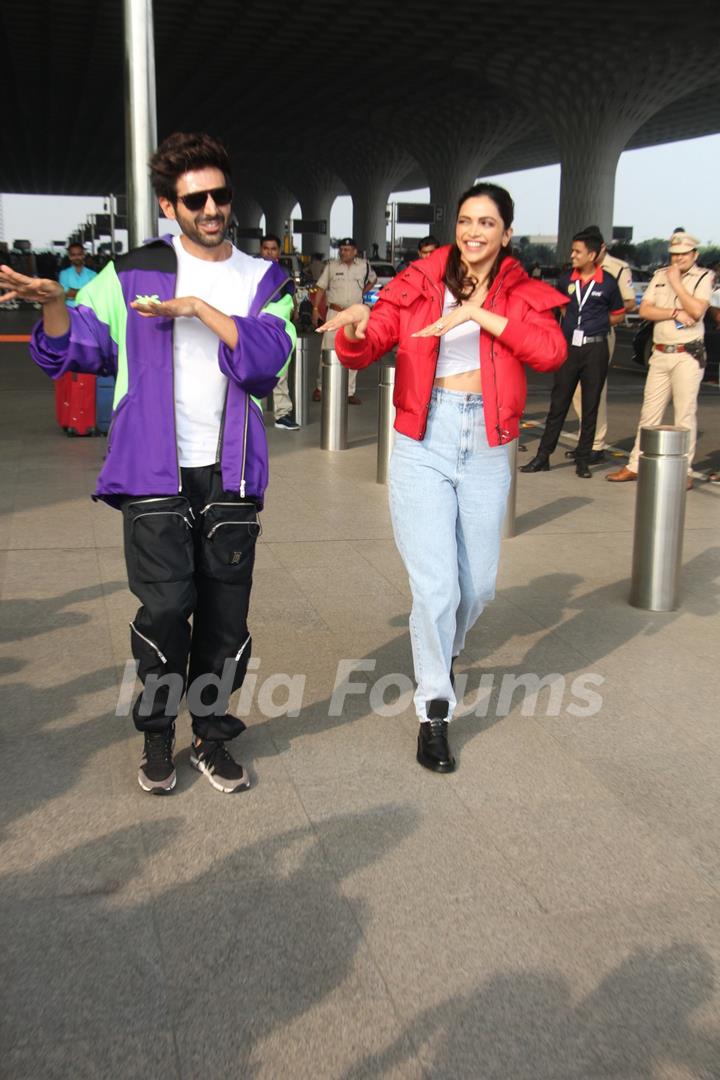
[316,303,370,339]
[411,304,482,338]
[0,265,64,305]
[130,296,199,319]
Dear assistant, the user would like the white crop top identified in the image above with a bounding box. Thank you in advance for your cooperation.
[435,288,481,378]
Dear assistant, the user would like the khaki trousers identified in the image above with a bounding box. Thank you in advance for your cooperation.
[316,327,357,396]
[627,349,704,473]
[570,327,615,449]
[273,373,293,420]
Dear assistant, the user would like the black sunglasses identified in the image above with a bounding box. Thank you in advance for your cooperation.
[176,186,233,212]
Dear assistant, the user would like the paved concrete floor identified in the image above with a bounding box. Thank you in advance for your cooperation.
[1,316,719,1079]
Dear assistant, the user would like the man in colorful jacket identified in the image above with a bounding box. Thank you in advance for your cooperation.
[0,132,295,795]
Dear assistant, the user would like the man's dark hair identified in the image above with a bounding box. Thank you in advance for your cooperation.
[149,132,232,201]
[68,242,84,252]
[261,234,281,247]
[573,228,603,258]
[418,235,439,251]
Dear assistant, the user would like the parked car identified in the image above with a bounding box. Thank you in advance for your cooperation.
[625,267,653,323]
[370,261,396,287]
[363,260,396,306]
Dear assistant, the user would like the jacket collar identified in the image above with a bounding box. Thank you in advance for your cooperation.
[408,246,526,298]
[570,266,603,284]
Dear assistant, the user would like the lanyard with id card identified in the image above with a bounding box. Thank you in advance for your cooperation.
[572,279,595,346]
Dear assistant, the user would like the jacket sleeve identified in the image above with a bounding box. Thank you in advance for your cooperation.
[29,262,123,379]
[335,296,401,370]
[218,291,297,398]
[498,306,568,372]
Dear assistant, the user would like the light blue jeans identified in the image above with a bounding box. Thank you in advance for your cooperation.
[389,389,511,721]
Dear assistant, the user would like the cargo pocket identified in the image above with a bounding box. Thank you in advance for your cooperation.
[122,496,195,584]
[199,501,260,584]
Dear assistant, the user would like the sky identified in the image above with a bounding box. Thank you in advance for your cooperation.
[1,133,718,252]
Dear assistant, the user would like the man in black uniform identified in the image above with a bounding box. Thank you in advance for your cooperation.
[521,227,625,478]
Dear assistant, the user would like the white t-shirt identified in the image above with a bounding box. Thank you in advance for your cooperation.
[172,237,269,467]
[435,288,480,379]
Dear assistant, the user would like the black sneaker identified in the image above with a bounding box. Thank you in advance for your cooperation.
[138,727,176,794]
[190,738,250,793]
[417,720,456,773]
[417,699,455,773]
[274,415,300,430]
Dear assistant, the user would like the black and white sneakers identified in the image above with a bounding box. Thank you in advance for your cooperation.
[190,738,250,793]
[138,728,249,795]
[138,726,177,794]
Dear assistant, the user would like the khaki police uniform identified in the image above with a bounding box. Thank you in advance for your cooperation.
[571,251,636,449]
[627,262,713,473]
[316,256,377,395]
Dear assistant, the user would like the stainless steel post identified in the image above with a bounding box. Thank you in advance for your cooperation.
[376,360,396,484]
[292,335,311,427]
[320,349,348,450]
[629,425,690,611]
[502,439,519,539]
[108,194,116,255]
[123,0,158,249]
[390,203,396,265]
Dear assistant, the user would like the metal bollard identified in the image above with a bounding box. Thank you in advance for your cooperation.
[291,335,311,427]
[320,349,348,450]
[502,439,519,539]
[629,425,690,611]
[377,360,396,484]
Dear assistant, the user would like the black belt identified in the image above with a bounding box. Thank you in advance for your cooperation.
[572,334,607,345]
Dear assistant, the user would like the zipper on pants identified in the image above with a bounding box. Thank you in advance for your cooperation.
[130,621,168,665]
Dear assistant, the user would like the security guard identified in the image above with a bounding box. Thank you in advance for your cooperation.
[607,232,714,490]
[311,237,376,404]
[521,226,625,478]
[567,232,637,462]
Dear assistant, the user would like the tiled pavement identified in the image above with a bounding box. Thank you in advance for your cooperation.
[1,328,719,1079]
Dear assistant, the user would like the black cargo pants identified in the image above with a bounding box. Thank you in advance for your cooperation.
[537,339,610,462]
[121,464,260,741]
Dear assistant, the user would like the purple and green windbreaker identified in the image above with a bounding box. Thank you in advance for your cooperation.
[30,236,296,508]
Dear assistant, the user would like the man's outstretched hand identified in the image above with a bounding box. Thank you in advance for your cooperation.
[0,265,65,306]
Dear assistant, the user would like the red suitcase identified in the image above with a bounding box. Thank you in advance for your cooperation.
[54,371,97,436]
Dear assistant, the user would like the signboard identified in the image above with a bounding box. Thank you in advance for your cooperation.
[395,203,436,225]
[233,227,263,239]
[292,219,327,234]
[612,226,633,241]
[104,195,127,215]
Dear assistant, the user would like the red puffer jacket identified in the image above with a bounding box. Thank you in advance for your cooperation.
[335,248,569,446]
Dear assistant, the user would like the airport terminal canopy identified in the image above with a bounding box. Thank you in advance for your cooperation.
[1,0,719,249]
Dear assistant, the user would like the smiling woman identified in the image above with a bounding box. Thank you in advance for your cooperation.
[320,182,570,775]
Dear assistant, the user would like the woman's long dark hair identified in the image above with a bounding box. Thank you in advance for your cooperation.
[444,182,515,304]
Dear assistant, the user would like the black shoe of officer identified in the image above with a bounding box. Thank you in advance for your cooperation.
[520,455,549,473]
[417,699,455,773]
[575,459,592,478]
[565,448,606,464]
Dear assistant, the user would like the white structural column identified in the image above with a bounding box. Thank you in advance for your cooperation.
[403,101,534,242]
[259,181,297,240]
[293,162,345,257]
[554,115,630,258]
[487,47,716,259]
[347,182,392,257]
[297,190,336,257]
[337,140,416,256]
[123,0,157,248]
[232,191,263,254]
